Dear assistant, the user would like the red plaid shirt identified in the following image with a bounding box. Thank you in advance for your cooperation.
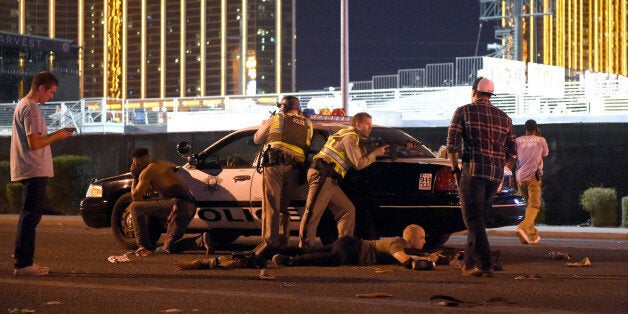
[446,101,517,183]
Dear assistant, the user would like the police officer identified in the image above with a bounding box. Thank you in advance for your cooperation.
[253,96,313,255]
[299,112,388,250]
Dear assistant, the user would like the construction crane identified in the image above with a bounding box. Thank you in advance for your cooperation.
[478,0,554,62]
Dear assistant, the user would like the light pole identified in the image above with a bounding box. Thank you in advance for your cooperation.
[340,0,349,112]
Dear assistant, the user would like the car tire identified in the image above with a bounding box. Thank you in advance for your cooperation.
[111,193,163,249]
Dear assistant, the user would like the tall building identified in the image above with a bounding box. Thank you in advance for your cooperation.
[481,0,627,77]
[1,0,294,100]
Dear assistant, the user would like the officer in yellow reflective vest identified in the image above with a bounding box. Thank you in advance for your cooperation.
[253,96,313,255]
[299,112,388,250]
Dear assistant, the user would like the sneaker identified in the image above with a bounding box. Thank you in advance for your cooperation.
[13,264,49,276]
[462,267,494,277]
[530,236,541,244]
[201,232,214,254]
[272,254,291,267]
[516,228,530,244]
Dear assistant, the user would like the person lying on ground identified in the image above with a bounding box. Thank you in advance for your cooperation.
[272,224,441,269]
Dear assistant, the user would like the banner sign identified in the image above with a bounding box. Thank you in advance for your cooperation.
[0,31,77,58]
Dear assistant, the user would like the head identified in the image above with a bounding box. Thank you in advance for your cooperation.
[277,96,301,114]
[402,224,426,250]
[471,77,495,104]
[29,71,59,103]
[525,119,540,135]
[130,147,151,178]
[351,112,373,138]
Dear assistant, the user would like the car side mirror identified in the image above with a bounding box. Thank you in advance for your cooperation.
[177,141,191,156]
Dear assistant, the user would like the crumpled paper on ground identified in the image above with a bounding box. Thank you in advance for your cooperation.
[566,257,591,267]
[107,253,132,263]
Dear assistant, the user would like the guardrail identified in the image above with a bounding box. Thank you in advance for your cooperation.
[0,78,626,134]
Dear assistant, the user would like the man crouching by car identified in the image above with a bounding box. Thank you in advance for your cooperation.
[129,148,211,256]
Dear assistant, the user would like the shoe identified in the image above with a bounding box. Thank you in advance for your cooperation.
[516,228,530,244]
[13,264,49,276]
[530,236,541,244]
[154,246,169,254]
[462,267,494,277]
[272,254,292,267]
[201,232,214,254]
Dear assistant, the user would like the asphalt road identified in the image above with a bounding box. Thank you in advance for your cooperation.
[0,217,626,313]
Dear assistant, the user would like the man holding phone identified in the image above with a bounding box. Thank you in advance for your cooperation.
[10,71,74,276]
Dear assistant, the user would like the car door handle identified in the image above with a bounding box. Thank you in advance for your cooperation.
[233,175,251,182]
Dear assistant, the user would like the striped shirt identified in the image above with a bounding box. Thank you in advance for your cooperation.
[446,101,516,183]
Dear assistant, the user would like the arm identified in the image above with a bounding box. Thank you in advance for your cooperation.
[253,116,273,145]
[131,165,153,201]
[342,135,388,170]
[27,129,73,150]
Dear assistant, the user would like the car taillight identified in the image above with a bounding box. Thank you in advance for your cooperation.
[434,167,458,192]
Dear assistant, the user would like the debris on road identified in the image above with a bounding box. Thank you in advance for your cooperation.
[258,269,276,280]
[356,293,392,298]
[107,253,132,263]
[546,251,572,260]
[566,257,591,267]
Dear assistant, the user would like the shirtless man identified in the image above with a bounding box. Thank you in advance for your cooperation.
[128,148,210,256]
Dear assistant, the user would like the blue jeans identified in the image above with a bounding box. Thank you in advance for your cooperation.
[458,173,500,271]
[14,177,48,268]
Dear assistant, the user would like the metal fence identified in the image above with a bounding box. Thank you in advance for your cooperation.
[1,55,627,133]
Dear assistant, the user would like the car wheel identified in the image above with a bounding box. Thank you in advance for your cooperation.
[111,193,162,249]
[425,232,451,250]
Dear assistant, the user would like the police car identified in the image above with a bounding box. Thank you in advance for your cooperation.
[80,114,525,250]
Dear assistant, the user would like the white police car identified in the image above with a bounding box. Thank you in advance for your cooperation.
[80,114,524,249]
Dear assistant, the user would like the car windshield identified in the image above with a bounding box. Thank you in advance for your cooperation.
[362,127,435,159]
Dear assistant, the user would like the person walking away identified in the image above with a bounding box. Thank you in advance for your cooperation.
[514,119,549,244]
[252,96,313,257]
[128,148,211,256]
[11,71,75,276]
[446,77,516,277]
[299,112,388,251]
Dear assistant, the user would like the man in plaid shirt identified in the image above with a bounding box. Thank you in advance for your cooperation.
[446,77,516,277]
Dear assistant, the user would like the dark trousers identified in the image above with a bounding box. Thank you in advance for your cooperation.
[14,177,48,268]
[293,235,362,266]
[458,173,500,271]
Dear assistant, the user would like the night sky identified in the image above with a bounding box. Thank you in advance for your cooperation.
[294,0,497,91]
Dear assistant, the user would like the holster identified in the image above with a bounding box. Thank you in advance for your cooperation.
[312,158,342,185]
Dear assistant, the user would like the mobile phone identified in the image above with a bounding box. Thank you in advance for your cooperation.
[64,127,77,132]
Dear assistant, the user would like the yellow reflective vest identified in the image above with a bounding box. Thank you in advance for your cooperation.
[266,113,313,162]
[314,127,359,177]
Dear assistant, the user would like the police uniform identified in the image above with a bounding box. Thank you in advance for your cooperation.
[254,112,313,248]
[298,127,378,249]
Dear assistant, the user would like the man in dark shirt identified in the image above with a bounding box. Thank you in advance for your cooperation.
[272,224,440,268]
[446,77,516,277]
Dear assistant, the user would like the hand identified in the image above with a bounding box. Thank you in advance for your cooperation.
[373,144,389,157]
[57,128,74,140]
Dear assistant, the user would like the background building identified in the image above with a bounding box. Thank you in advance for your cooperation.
[0,0,294,100]
[481,0,627,77]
